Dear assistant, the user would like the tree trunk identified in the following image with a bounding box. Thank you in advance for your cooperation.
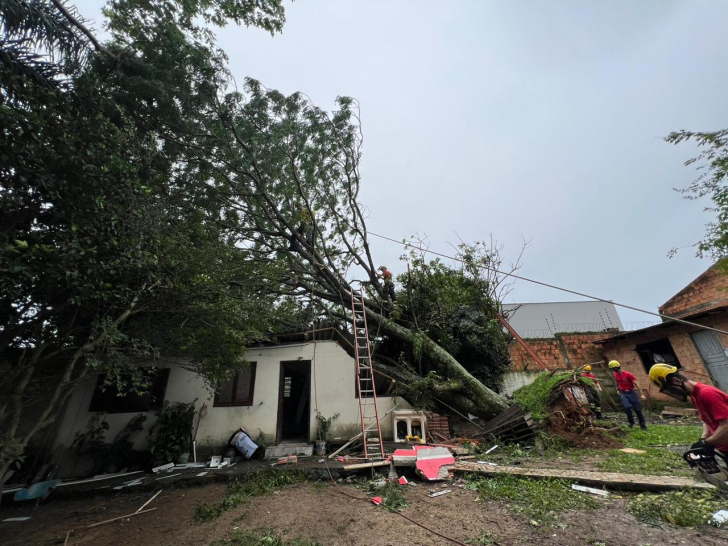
[366,309,509,419]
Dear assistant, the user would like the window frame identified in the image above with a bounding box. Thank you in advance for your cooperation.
[214,363,257,407]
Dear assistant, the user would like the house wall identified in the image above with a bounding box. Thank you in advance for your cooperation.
[53,340,407,476]
[508,333,611,372]
[660,266,728,317]
[599,314,728,402]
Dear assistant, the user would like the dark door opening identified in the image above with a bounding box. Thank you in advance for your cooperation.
[277,361,311,443]
[635,338,681,374]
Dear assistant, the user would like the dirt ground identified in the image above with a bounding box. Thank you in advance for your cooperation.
[2,478,727,546]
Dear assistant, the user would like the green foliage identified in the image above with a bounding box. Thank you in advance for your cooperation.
[0,0,293,474]
[371,480,408,512]
[472,474,597,526]
[666,129,728,260]
[194,469,307,521]
[72,413,146,473]
[211,529,321,546]
[314,411,340,443]
[629,489,727,527]
[512,371,588,424]
[466,530,500,545]
[383,250,511,391]
[148,401,196,465]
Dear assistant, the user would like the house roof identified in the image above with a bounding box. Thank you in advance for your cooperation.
[594,304,728,344]
[658,262,728,313]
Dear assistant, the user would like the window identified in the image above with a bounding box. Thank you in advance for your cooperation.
[89,369,170,413]
[355,369,394,398]
[214,363,257,406]
[636,338,681,374]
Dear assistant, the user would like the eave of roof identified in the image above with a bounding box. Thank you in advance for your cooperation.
[594,304,728,344]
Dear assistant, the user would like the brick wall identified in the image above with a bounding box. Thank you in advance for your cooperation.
[599,313,728,402]
[508,332,611,372]
[660,264,728,317]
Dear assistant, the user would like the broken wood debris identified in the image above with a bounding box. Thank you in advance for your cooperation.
[428,489,452,498]
[481,404,535,443]
[452,462,714,491]
[571,484,609,497]
[135,490,162,514]
[342,460,391,471]
[661,406,699,419]
[85,508,157,528]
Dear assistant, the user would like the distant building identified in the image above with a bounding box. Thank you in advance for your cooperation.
[501,301,623,339]
[502,301,622,396]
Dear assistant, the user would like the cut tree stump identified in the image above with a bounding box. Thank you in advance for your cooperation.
[451,462,713,491]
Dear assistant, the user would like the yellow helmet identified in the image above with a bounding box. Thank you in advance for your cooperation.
[584,365,592,372]
[649,363,679,389]
[608,360,621,369]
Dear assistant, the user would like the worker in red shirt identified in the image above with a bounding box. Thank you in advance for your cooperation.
[581,365,602,419]
[649,363,728,455]
[609,360,647,430]
[377,265,396,303]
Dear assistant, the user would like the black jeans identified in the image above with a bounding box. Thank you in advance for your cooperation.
[383,282,396,302]
[585,386,602,418]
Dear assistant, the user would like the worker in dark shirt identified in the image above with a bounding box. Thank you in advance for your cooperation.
[377,265,396,302]
[649,364,728,455]
[581,365,602,419]
[609,360,647,430]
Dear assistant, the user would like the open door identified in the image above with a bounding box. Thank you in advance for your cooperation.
[277,361,311,443]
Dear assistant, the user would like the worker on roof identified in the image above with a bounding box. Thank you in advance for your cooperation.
[581,365,602,419]
[377,265,396,303]
[649,364,728,455]
[609,360,647,430]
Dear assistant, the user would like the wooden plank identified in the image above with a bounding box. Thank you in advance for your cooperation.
[342,461,392,471]
[451,462,713,491]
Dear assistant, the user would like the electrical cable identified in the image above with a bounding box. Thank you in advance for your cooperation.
[368,231,728,336]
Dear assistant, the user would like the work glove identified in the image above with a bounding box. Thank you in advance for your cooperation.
[690,438,715,454]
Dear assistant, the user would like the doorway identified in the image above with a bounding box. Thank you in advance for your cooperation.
[691,330,728,390]
[277,361,311,443]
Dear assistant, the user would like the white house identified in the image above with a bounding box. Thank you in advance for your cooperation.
[53,329,409,477]
[501,301,624,338]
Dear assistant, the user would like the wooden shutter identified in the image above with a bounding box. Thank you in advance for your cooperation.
[216,375,235,405]
[234,363,256,405]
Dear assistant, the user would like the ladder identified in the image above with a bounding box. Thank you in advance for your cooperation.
[349,287,385,460]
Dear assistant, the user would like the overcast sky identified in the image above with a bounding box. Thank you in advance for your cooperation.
[78,1,728,326]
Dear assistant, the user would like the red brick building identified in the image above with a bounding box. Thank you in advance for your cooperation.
[596,264,728,401]
[505,263,728,401]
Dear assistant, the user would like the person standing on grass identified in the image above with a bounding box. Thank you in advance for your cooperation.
[649,363,728,456]
[609,360,647,430]
[581,365,602,419]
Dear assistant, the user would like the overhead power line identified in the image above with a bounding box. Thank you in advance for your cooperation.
[368,231,728,336]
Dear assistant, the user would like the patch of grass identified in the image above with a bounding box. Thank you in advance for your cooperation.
[309,481,329,492]
[465,530,499,545]
[211,528,321,546]
[629,489,727,528]
[622,425,701,449]
[471,474,598,526]
[595,448,692,477]
[372,480,408,512]
[195,469,307,522]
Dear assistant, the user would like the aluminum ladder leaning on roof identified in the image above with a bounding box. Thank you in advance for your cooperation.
[349,287,385,460]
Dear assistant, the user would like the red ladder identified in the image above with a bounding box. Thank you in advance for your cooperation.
[350,287,385,460]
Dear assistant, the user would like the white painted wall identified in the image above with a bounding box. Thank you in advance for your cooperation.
[501,371,542,397]
[54,341,407,464]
